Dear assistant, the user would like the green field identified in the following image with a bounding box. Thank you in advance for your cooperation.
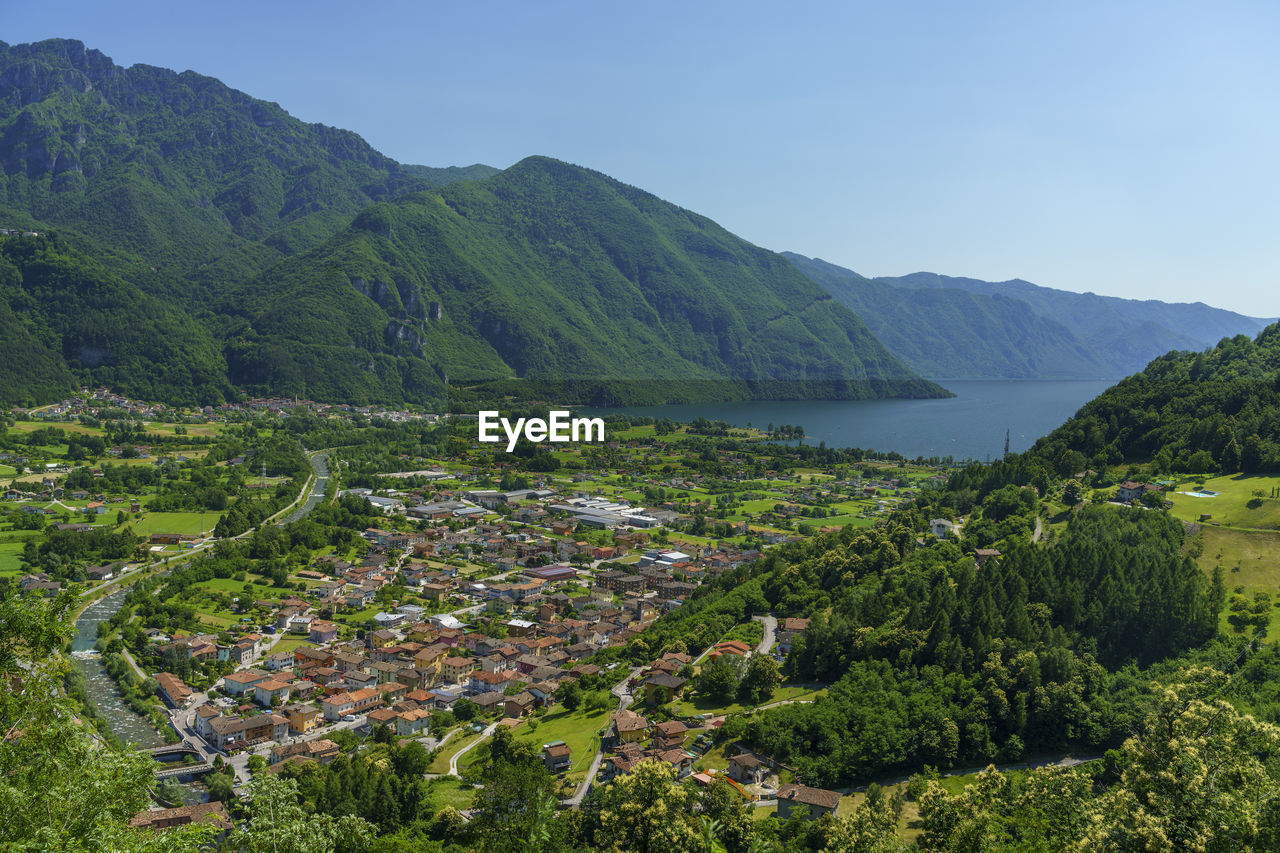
[428,730,485,774]
[0,540,27,576]
[463,706,614,785]
[426,777,479,811]
[1168,474,1280,530]
[10,421,105,437]
[1190,525,1280,637]
[142,422,222,437]
[269,637,318,655]
[129,511,222,537]
[195,612,235,629]
[670,684,828,718]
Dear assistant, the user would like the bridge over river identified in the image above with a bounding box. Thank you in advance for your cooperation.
[142,743,218,779]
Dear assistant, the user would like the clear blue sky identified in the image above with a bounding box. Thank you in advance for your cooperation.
[7,1,1279,315]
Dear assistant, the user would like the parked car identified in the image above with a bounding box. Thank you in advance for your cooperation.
[342,715,357,722]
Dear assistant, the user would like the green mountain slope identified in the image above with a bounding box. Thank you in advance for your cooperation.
[881,270,1275,374]
[0,38,496,303]
[0,39,944,406]
[1027,323,1280,473]
[0,233,230,405]
[787,253,1274,379]
[786,253,1113,379]
[226,157,948,404]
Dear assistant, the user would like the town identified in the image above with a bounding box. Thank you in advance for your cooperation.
[1,387,946,839]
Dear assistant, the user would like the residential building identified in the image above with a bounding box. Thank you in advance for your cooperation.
[253,679,293,708]
[222,669,271,696]
[777,785,842,820]
[154,672,192,708]
[543,741,572,773]
[282,703,321,734]
[206,713,289,751]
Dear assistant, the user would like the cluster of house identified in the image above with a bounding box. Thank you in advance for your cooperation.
[165,584,668,762]
[15,572,65,595]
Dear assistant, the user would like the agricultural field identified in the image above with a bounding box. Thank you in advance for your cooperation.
[0,540,27,576]
[1189,525,1280,637]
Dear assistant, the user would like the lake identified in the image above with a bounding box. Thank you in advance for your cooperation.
[592,379,1116,461]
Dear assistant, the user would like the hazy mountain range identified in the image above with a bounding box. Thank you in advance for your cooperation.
[0,38,940,407]
[786,253,1273,380]
[0,37,1267,408]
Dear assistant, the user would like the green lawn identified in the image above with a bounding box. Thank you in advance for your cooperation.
[270,637,318,655]
[11,421,105,436]
[670,684,828,718]
[821,515,876,528]
[129,511,222,537]
[195,576,297,597]
[1190,525,1280,636]
[195,612,236,629]
[429,730,485,774]
[694,743,731,773]
[1168,474,1280,530]
[505,706,614,783]
[426,777,479,811]
[0,540,27,576]
[142,422,222,438]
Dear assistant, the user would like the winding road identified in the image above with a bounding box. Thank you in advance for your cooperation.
[562,664,643,808]
[449,722,499,776]
[752,614,778,656]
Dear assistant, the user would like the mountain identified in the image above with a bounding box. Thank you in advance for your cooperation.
[0,38,497,307]
[223,157,945,405]
[0,232,230,406]
[0,39,945,407]
[785,254,1113,379]
[1026,322,1280,473]
[786,253,1275,379]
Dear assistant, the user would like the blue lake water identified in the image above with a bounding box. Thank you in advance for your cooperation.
[591,379,1116,461]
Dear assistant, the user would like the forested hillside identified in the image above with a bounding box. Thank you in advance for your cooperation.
[629,504,1219,787]
[939,322,1280,495]
[786,253,1112,379]
[787,252,1273,380]
[0,39,944,407]
[0,233,230,405]
[223,156,945,404]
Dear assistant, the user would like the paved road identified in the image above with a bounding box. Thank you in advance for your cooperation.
[120,646,147,680]
[562,664,643,808]
[752,614,777,656]
[450,722,498,776]
[79,448,328,609]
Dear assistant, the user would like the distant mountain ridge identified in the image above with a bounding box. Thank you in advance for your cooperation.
[786,253,1274,379]
[0,38,944,407]
[223,156,944,405]
[0,38,498,306]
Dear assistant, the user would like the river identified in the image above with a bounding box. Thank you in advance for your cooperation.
[66,451,331,800]
[71,588,166,748]
[592,379,1116,460]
